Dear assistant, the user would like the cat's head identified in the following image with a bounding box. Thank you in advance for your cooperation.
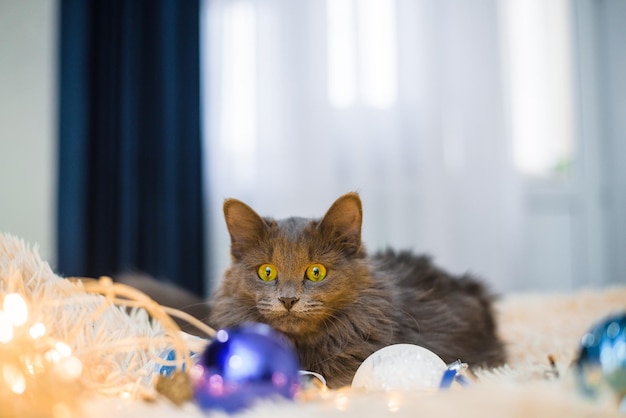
[219,193,372,337]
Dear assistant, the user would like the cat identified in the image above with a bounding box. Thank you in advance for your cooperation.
[208,192,506,388]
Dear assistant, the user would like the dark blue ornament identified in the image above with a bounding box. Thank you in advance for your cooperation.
[192,323,301,414]
[575,312,626,399]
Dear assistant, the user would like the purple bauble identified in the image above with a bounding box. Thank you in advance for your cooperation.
[192,323,301,413]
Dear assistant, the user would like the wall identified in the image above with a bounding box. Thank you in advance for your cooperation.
[594,0,626,287]
[0,0,58,264]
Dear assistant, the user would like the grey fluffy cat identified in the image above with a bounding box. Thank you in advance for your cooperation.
[209,193,506,388]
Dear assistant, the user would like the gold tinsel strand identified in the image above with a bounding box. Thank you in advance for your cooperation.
[0,233,215,417]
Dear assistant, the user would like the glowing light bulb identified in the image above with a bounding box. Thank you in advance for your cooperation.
[3,293,28,326]
[3,364,26,394]
[55,356,83,381]
[386,393,403,412]
[334,391,349,411]
[45,349,62,363]
[23,358,36,375]
[29,322,46,339]
[55,342,72,357]
[0,310,14,343]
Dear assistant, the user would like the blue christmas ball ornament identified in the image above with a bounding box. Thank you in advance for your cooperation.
[192,322,301,413]
[575,312,626,399]
[158,348,202,377]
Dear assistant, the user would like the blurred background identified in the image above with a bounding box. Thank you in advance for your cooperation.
[1,0,624,296]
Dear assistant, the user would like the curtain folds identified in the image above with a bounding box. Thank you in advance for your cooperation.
[203,0,523,292]
[57,0,206,296]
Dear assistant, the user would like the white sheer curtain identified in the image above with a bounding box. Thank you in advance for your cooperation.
[201,0,524,292]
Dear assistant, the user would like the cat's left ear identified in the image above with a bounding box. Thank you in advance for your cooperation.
[318,192,363,254]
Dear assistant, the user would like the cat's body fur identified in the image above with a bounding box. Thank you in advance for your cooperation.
[209,193,506,388]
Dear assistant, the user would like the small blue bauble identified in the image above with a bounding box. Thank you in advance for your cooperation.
[575,312,626,398]
[159,349,180,377]
[157,348,201,377]
[192,323,301,413]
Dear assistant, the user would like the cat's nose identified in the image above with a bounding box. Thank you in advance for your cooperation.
[279,297,300,310]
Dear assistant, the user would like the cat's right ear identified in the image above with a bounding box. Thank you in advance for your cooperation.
[223,199,268,258]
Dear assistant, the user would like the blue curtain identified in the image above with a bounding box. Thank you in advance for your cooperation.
[57,0,206,296]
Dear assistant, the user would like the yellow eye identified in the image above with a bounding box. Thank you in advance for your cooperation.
[257,264,278,281]
[305,264,327,282]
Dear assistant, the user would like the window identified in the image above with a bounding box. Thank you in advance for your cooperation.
[327,0,397,108]
[204,0,258,186]
[501,0,575,179]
